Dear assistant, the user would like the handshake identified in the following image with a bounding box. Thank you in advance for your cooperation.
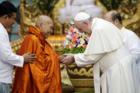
[23,52,76,65]
[59,54,75,65]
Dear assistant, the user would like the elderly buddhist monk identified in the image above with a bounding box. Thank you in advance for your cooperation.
[12,15,62,93]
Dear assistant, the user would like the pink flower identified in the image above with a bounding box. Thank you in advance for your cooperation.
[64,26,89,48]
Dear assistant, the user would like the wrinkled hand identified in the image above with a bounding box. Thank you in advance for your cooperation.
[23,53,36,63]
[59,55,66,63]
[61,55,74,65]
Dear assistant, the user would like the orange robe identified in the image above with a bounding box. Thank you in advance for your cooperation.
[12,26,62,93]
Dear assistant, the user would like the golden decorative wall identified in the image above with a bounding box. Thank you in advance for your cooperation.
[19,0,140,36]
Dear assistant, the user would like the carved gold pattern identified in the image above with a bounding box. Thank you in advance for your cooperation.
[67,67,93,77]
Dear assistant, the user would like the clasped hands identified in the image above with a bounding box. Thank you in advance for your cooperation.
[59,54,75,65]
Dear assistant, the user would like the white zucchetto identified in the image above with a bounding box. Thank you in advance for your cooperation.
[74,12,90,21]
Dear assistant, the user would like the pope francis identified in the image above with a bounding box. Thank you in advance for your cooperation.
[61,12,139,93]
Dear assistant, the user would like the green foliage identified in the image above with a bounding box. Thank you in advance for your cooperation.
[62,47,85,54]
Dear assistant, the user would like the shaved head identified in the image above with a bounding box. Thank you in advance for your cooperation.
[36,15,53,26]
[36,15,53,37]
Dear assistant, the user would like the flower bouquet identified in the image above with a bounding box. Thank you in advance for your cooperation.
[62,26,88,54]
[62,26,94,92]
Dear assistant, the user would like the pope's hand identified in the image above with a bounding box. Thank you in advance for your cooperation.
[61,55,75,65]
[59,55,66,63]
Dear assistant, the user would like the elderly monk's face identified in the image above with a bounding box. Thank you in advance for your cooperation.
[40,19,54,37]
[74,21,90,34]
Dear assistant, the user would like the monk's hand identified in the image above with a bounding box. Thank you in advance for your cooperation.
[23,53,36,63]
[61,55,74,65]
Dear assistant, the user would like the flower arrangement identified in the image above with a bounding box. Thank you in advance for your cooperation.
[62,25,89,54]
[62,25,94,93]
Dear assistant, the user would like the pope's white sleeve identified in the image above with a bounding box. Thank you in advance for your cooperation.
[0,32,24,67]
[125,31,140,60]
[74,53,105,67]
[128,33,140,50]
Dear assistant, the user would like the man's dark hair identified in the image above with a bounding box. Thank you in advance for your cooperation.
[111,12,122,24]
[0,1,17,17]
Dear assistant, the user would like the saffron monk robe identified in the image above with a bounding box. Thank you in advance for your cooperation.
[12,15,62,93]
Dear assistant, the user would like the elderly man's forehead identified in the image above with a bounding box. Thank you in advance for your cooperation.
[38,15,52,22]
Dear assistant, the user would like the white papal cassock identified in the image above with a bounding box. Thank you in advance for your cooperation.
[74,18,139,93]
[121,27,140,85]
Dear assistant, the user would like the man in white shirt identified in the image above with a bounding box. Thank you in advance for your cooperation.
[61,12,139,93]
[0,1,36,93]
[104,10,140,84]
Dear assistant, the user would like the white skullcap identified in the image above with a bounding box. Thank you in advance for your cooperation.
[74,12,90,21]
